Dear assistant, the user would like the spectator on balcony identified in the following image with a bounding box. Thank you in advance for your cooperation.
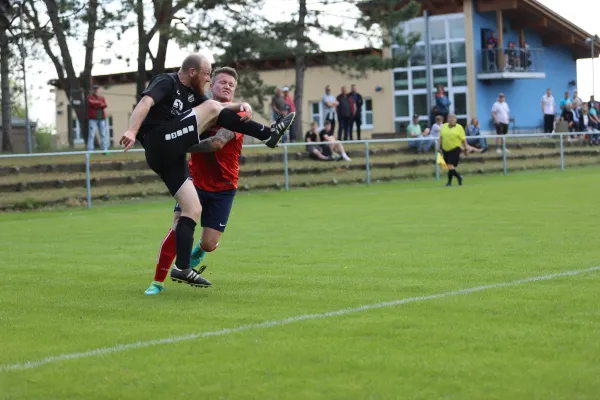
[484,42,498,72]
[305,122,333,161]
[319,120,352,161]
[322,85,338,135]
[87,84,109,152]
[521,41,532,71]
[336,86,353,141]
[541,88,556,134]
[559,91,571,112]
[572,90,583,109]
[492,93,510,154]
[282,87,296,142]
[486,31,498,48]
[407,114,432,153]
[466,117,488,152]
[435,85,451,122]
[504,41,521,71]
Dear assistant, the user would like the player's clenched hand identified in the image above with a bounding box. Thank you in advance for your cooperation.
[120,130,137,152]
[240,103,253,122]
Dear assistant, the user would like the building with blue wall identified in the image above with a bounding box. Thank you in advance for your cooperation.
[393,0,600,133]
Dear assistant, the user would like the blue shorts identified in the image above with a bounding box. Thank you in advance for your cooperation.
[174,188,236,232]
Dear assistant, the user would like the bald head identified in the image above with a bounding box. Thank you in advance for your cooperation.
[181,53,209,72]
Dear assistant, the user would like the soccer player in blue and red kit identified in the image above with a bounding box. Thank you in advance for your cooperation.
[145,66,246,295]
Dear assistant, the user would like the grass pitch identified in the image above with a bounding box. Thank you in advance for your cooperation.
[1,169,600,399]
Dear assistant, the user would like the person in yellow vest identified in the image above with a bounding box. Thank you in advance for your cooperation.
[439,113,482,186]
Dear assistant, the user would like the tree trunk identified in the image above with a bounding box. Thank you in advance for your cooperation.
[152,1,173,75]
[0,22,13,152]
[135,0,148,101]
[292,0,307,143]
[80,0,99,146]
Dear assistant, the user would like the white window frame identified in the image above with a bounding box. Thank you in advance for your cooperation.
[361,97,374,130]
[72,118,83,144]
[392,13,468,130]
[309,101,324,129]
[106,115,114,145]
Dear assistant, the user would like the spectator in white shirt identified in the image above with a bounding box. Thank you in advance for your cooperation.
[491,93,510,153]
[321,85,339,135]
[572,90,582,110]
[541,88,555,133]
[430,115,444,139]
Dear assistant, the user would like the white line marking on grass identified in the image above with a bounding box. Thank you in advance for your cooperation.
[2,266,599,372]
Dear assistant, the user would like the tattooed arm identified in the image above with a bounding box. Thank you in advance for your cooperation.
[188,128,236,153]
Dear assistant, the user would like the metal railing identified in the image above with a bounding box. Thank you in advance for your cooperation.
[478,47,544,74]
[0,131,596,209]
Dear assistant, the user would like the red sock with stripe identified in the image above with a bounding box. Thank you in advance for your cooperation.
[154,229,176,283]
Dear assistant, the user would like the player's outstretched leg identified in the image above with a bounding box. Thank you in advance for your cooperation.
[265,113,296,148]
[189,243,206,269]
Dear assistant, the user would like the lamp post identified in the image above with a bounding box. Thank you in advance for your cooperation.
[586,35,599,99]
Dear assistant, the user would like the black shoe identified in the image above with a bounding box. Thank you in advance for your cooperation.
[170,266,212,288]
[265,112,295,148]
[445,183,452,187]
[481,147,488,153]
[458,177,463,186]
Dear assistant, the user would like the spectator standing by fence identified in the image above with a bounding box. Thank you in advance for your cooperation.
[336,86,353,141]
[541,88,555,134]
[572,90,582,110]
[87,85,109,152]
[349,84,363,140]
[322,85,338,134]
[271,88,286,123]
[492,93,510,153]
[282,87,296,142]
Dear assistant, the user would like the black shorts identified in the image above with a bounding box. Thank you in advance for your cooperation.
[496,123,509,135]
[140,110,199,196]
[174,188,236,232]
[443,147,461,166]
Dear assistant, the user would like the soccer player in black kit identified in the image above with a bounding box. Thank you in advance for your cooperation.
[119,53,295,287]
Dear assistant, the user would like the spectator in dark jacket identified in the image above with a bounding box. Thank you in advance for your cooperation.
[349,84,364,140]
[435,85,451,122]
[336,86,353,141]
[87,84,109,151]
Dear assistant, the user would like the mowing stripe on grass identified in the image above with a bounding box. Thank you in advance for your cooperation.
[2,266,599,372]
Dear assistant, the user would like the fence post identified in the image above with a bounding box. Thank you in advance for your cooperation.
[283,144,289,192]
[365,141,371,185]
[502,136,507,176]
[85,153,92,209]
[434,139,440,181]
[559,134,565,171]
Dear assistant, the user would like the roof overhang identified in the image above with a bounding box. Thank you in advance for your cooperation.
[476,0,600,59]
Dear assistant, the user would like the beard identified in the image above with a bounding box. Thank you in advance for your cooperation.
[190,76,206,96]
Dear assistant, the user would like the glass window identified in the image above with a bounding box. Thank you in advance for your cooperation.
[409,19,425,41]
[431,43,448,65]
[413,93,429,116]
[457,118,468,128]
[362,97,374,128]
[309,102,322,127]
[449,18,465,39]
[453,93,467,115]
[106,116,114,143]
[395,95,410,118]
[450,42,466,63]
[410,44,425,67]
[452,67,467,86]
[395,121,408,134]
[392,45,407,60]
[429,20,446,41]
[412,70,427,89]
[433,68,448,87]
[394,71,409,91]
[418,120,430,131]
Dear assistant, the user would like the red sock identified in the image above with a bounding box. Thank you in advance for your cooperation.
[154,229,176,282]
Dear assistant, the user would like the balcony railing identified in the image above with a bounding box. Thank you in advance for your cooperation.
[477,48,545,79]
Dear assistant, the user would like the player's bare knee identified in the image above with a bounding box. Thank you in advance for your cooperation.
[202,240,219,252]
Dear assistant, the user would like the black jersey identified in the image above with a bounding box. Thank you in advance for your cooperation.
[137,72,208,139]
